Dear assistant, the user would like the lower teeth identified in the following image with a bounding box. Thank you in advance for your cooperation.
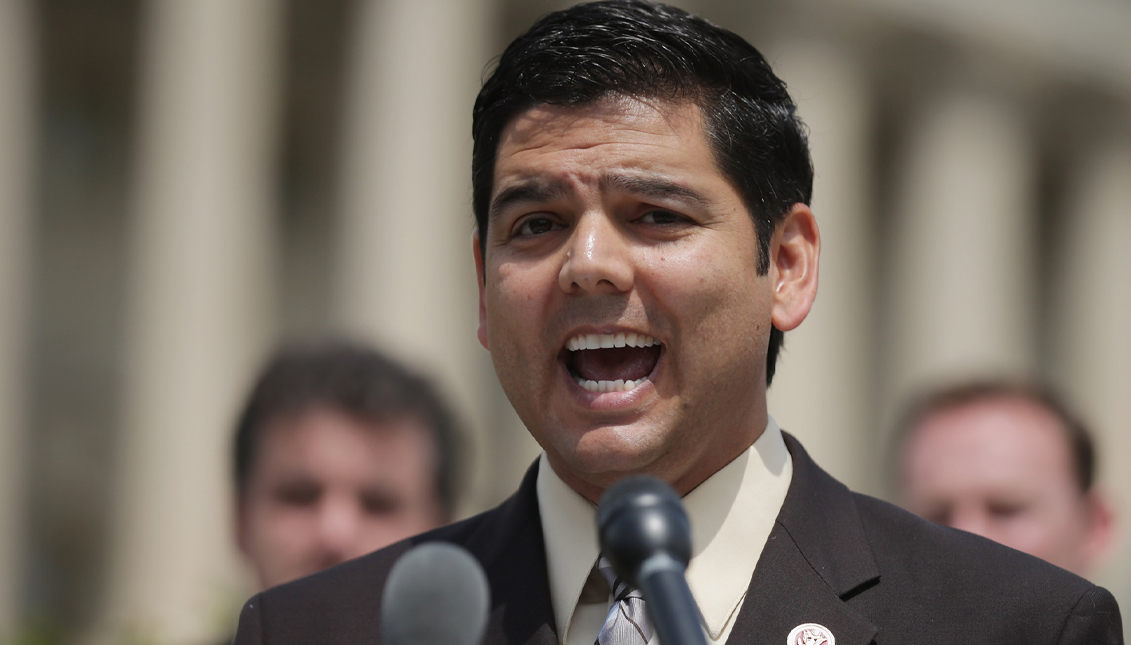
[575,377,645,393]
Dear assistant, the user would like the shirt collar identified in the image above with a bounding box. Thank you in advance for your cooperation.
[537,417,793,642]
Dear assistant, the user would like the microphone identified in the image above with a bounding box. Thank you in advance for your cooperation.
[597,476,707,645]
[381,542,490,645]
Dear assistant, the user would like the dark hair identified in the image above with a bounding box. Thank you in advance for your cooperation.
[896,381,1097,493]
[471,0,812,386]
[233,341,462,518]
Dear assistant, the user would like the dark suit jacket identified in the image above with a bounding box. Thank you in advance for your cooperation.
[233,433,1123,644]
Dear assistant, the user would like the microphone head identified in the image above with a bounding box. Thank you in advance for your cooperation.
[596,475,692,587]
[381,542,490,645]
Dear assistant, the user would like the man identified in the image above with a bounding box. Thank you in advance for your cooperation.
[896,381,1115,578]
[234,2,1123,643]
[234,341,459,590]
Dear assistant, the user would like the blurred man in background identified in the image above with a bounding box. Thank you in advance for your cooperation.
[233,341,461,590]
[897,381,1115,577]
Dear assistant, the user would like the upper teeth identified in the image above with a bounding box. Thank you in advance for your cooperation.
[566,333,658,351]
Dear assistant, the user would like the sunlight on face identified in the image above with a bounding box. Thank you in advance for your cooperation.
[476,97,776,500]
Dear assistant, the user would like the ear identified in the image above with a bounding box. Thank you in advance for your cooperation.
[1081,487,1117,574]
[234,493,250,557]
[473,230,489,350]
[769,203,820,332]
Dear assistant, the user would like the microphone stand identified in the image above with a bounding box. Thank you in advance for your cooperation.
[597,476,708,645]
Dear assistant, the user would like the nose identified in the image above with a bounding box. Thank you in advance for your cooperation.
[316,494,362,561]
[558,211,634,294]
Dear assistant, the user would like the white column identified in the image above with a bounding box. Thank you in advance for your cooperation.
[765,40,877,493]
[1050,133,1131,618]
[884,88,1037,413]
[98,1,282,643]
[0,0,35,637]
[335,0,528,513]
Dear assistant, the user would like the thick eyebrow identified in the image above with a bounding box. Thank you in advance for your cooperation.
[600,174,708,206]
[489,179,569,221]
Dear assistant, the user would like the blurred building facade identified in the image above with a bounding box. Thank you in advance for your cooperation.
[0,0,1128,643]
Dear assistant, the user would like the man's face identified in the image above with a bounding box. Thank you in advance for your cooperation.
[900,397,1110,576]
[237,407,444,589]
[475,97,788,499]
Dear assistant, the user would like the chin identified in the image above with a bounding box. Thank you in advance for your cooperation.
[561,425,666,477]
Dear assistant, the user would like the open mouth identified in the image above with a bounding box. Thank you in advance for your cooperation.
[562,332,662,393]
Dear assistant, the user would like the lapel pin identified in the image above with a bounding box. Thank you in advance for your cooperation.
[787,623,834,645]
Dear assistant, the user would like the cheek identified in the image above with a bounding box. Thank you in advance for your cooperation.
[245,504,314,560]
[487,265,553,354]
[643,245,768,344]
[490,263,535,318]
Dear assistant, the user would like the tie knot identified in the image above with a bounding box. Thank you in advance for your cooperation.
[595,555,653,645]
[597,556,639,602]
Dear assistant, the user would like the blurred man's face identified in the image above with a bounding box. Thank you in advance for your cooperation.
[474,96,817,501]
[237,407,444,589]
[900,397,1112,576]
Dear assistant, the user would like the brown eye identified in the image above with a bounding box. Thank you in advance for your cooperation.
[360,490,403,516]
[638,210,686,225]
[273,481,320,507]
[987,501,1025,519]
[517,216,562,236]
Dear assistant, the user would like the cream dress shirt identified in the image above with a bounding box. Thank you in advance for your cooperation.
[535,417,793,645]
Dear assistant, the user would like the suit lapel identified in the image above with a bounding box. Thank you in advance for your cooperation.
[463,436,877,645]
[461,460,559,645]
[729,434,879,645]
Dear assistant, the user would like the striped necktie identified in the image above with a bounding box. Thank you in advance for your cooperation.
[595,556,654,645]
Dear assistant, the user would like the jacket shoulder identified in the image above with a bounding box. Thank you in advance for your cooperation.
[852,491,1091,592]
[233,499,519,645]
[848,492,1123,643]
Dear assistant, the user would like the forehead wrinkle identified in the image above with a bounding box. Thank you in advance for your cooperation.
[599,172,707,205]
[489,178,570,223]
